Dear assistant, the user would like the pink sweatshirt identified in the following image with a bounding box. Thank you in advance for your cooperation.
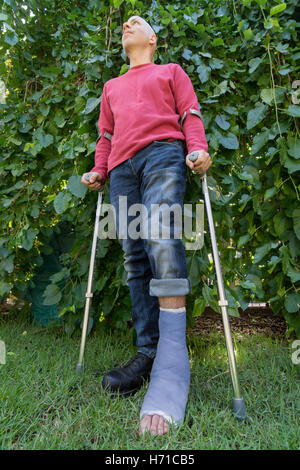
[90,62,208,183]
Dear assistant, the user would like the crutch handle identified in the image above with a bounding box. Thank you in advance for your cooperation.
[188,152,206,177]
[84,172,105,192]
[188,151,199,162]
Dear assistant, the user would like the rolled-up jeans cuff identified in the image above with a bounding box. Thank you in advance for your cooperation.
[149,278,191,297]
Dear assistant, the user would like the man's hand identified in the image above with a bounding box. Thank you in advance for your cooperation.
[186,149,212,175]
[81,172,104,191]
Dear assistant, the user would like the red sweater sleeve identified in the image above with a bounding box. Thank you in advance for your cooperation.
[173,64,208,154]
[90,83,114,182]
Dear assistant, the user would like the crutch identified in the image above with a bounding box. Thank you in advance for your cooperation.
[189,152,247,420]
[75,173,105,374]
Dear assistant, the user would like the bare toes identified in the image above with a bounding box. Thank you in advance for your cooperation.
[139,415,152,435]
[139,415,169,437]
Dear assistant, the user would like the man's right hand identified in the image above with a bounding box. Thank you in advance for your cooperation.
[81,172,104,191]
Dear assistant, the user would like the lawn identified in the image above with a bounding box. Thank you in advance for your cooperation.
[0,308,299,450]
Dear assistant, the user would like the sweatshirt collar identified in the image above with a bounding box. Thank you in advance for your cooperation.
[127,62,155,71]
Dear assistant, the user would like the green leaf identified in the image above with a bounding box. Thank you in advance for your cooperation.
[286,105,300,117]
[83,97,101,115]
[95,274,110,292]
[212,38,224,46]
[192,297,206,317]
[4,30,18,46]
[287,266,300,283]
[278,66,293,76]
[238,165,260,186]
[202,284,220,313]
[197,64,211,83]
[283,312,300,338]
[237,233,251,248]
[1,255,14,273]
[42,284,62,305]
[264,187,277,201]
[244,28,253,40]
[29,205,39,218]
[254,242,278,263]
[39,66,62,80]
[182,49,192,60]
[241,274,263,296]
[270,3,286,16]
[54,110,67,128]
[64,316,76,337]
[97,239,110,259]
[209,58,224,70]
[67,175,87,198]
[238,20,245,32]
[280,246,300,283]
[218,132,239,149]
[275,43,289,54]
[248,57,262,74]
[101,294,115,315]
[18,115,32,133]
[282,155,300,174]
[225,289,240,317]
[260,88,275,105]
[212,80,228,97]
[2,198,14,208]
[187,255,202,288]
[267,255,281,274]
[260,87,286,106]
[39,103,50,117]
[292,208,300,240]
[273,213,291,237]
[31,180,44,191]
[53,192,72,214]
[288,139,300,159]
[50,268,70,283]
[215,114,230,130]
[251,130,269,155]
[247,103,268,129]
[284,293,300,313]
[37,131,54,148]
[0,281,11,296]
[21,228,38,251]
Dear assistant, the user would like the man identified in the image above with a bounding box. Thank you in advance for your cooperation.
[81,16,212,436]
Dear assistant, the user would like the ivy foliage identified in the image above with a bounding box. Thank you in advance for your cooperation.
[0,0,299,337]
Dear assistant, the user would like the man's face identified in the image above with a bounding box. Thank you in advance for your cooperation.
[122,16,155,52]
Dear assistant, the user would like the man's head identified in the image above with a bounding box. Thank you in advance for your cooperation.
[122,16,157,61]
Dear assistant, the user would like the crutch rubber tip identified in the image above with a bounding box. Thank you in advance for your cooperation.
[75,363,84,374]
[233,397,247,421]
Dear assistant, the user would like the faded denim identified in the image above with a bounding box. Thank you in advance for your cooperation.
[109,140,191,358]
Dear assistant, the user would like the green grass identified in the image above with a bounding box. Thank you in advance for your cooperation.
[0,310,299,450]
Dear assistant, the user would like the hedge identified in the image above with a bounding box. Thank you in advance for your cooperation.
[0,0,299,337]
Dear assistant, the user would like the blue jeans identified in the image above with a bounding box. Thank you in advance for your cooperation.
[109,140,191,359]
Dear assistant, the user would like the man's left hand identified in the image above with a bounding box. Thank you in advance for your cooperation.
[186,149,212,175]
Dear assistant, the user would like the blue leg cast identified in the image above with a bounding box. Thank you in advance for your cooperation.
[140,307,190,426]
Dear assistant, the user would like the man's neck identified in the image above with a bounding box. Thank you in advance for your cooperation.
[129,56,153,68]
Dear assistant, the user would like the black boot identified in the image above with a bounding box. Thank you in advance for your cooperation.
[102,352,154,397]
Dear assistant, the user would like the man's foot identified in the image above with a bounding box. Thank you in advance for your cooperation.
[139,309,190,433]
[139,414,169,436]
[101,352,154,397]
